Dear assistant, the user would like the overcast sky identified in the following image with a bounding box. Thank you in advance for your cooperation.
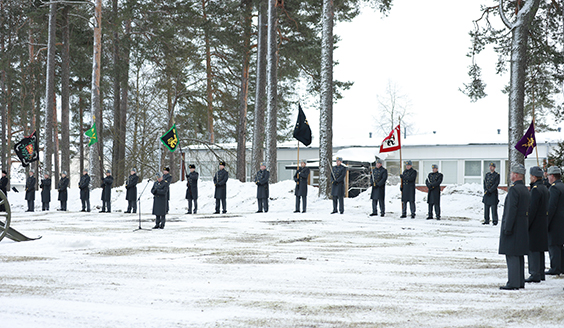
[297,0,512,144]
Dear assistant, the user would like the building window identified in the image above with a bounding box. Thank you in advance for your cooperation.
[464,160,482,184]
[441,161,458,184]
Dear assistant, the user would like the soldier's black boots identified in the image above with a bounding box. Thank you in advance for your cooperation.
[499,285,520,290]
[331,211,338,214]
[426,216,433,220]
[152,225,159,229]
[369,213,378,217]
[482,221,489,225]
[400,215,407,218]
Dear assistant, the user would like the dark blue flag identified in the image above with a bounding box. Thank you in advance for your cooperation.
[293,104,312,146]
[515,121,536,158]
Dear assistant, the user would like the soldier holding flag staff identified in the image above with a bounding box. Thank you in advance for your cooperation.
[400,161,417,218]
[214,161,229,214]
[162,167,172,214]
[25,170,36,212]
[294,160,310,213]
[425,164,443,220]
[331,157,347,215]
[185,164,198,214]
[255,163,270,213]
[370,159,387,217]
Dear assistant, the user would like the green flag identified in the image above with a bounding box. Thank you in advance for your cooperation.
[84,122,98,146]
[160,124,178,152]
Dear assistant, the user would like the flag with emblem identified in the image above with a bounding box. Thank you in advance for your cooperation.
[515,120,536,158]
[14,130,39,167]
[84,122,98,146]
[160,124,179,152]
[380,125,401,153]
[293,104,312,146]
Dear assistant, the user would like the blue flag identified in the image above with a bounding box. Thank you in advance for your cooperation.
[515,121,536,158]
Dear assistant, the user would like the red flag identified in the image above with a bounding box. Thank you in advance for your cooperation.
[380,125,401,153]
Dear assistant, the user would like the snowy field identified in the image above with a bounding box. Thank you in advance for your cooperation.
[1,180,563,327]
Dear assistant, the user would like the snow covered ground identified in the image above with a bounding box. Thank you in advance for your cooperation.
[0,180,563,327]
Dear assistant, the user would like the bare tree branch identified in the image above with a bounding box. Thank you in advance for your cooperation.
[499,0,514,29]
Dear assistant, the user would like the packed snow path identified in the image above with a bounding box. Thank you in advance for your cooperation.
[0,180,562,327]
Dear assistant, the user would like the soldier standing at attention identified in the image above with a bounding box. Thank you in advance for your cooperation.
[40,173,51,211]
[370,159,387,217]
[57,171,69,211]
[255,162,270,213]
[526,166,549,283]
[162,167,172,214]
[79,169,90,212]
[0,170,8,212]
[294,160,310,213]
[499,164,529,290]
[545,166,564,276]
[125,168,139,213]
[426,164,443,220]
[185,164,199,214]
[400,161,417,218]
[213,161,229,214]
[483,162,500,225]
[151,173,169,229]
[331,157,347,214]
[25,170,36,212]
[100,169,114,213]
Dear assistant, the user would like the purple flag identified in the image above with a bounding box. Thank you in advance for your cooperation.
[515,121,536,158]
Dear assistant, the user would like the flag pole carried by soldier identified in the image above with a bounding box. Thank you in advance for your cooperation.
[330,157,347,215]
[57,171,69,211]
[40,173,51,211]
[483,162,500,225]
[254,162,270,213]
[79,169,91,212]
[125,168,139,214]
[294,159,310,213]
[425,164,443,220]
[213,161,229,214]
[162,167,172,214]
[185,164,198,214]
[369,158,387,217]
[526,166,549,283]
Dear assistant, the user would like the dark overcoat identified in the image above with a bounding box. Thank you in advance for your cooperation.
[255,169,270,199]
[0,176,8,196]
[400,168,417,202]
[57,176,69,202]
[426,172,443,204]
[151,180,169,216]
[498,180,530,256]
[185,171,199,200]
[40,178,51,203]
[79,174,90,200]
[163,173,172,201]
[25,176,36,201]
[483,171,500,205]
[528,180,549,252]
[370,167,387,200]
[331,165,347,197]
[214,169,228,199]
[547,180,564,246]
[294,167,310,197]
[125,174,139,201]
[101,175,114,202]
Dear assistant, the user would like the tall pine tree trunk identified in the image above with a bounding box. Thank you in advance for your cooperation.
[61,6,71,182]
[265,0,278,184]
[319,0,334,198]
[236,0,252,182]
[111,0,122,185]
[251,0,267,173]
[90,0,103,183]
[203,0,214,143]
[119,17,131,177]
[53,95,60,185]
[43,1,57,176]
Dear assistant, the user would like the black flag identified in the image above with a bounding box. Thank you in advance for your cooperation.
[293,104,312,146]
[14,131,39,167]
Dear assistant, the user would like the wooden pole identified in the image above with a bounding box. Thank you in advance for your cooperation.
[296,141,300,185]
[399,116,404,213]
[532,88,539,166]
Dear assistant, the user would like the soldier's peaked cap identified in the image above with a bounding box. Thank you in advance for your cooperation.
[189,164,195,169]
[260,162,266,167]
[1,170,6,175]
[301,159,307,164]
[156,172,162,178]
[405,160,413,165]
[376,158,383,164]
[131,168,137,172]
[163,167,170,172]
[61,171,67,175]
[530,166,543,177]
[219,161,226,166]
[106,169,111,174]
[547,166,561,175]
[489,162,496,168]
[431,164,438,169]
[336,157,343,162]
[511,164,526,175]
[83,169,88,173]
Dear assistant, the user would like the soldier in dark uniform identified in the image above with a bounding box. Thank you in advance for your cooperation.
[0,170,8,212]
[151,173,169,229]
[213,161,229,214]
[125,168,139,213]
[426,164,443,220]
[40,173,51,211]
[545,166,564,275]
[255,162,270,213]
[294,160,310,213]
[57,171,69,211]
[483,162,500,225]
[185,164,199,214]
[331,157,347,214]
[400,160,417,218]
[370,159,387,217]
[100,169,114,213]
[79,169,90,212]
[499,164,529,290]
[162,167,172,214]
[25,170,36,212]
[526,166,549,283]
